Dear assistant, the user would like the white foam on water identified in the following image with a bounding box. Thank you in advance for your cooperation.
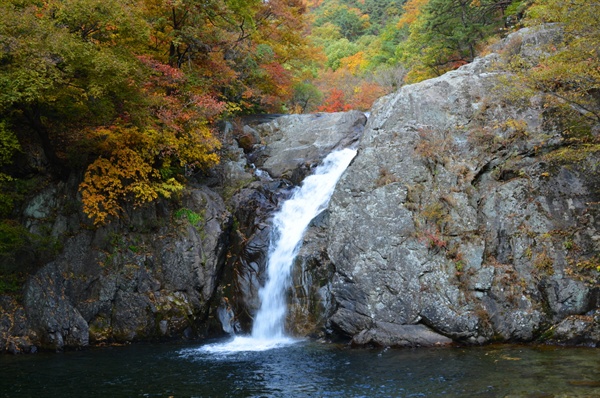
[194,336,298,355]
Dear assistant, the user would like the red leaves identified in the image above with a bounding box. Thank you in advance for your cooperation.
[261,62,292,90]
[348,82,386,111]
[192,94,227,120]
[315,75,387,113]
[137,55,226,130]
[317,88,351,112]
[138,56,184,80]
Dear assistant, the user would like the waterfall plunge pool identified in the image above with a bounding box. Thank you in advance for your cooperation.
[2,339,599,397]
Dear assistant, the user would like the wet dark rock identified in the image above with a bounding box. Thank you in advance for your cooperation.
[236,125,261,152]
[0,297,36,354]
[352,322,453,348]
[544,310,600,347]
[223,185,280,331]
[2,184,231,352]
[24,262,90,351]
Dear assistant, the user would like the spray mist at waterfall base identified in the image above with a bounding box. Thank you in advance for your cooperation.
[197,148,357,354]
[198,336,299,354]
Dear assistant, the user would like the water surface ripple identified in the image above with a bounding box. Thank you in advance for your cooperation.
[2,340,599,397]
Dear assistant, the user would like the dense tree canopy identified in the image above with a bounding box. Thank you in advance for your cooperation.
[301,0,533,110]
[0,0,314,224]
[397,0,522,82]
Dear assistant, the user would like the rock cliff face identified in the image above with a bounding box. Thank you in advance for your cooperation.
[222,111,365,332]
[325,28,600,347]
[2,28,599,353]
[1,179,232,353]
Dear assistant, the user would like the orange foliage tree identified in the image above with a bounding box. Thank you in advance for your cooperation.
[314,66,388,112]
[80,57,223,224]
[77,0,315,223]
[317,88,351,112]
[347,81,387,110]
[397,0,430,27]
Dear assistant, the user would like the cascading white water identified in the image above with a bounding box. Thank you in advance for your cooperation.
[200,148,356,353]
[251,147,357,340]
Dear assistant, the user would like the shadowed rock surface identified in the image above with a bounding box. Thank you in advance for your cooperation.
[1,183,232,352]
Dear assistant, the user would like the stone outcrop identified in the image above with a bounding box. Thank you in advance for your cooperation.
[1,179,232,352]
[0,111,367,353]
[251,111,366,181]
[324,27,600,347]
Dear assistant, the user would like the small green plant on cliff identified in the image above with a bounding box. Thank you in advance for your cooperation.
[0,221,27,263]
[0,121,21,217]
[566,256,600,288]
[415,128,455,172]
[563,239,575,251]
[0,220,61,295]
[446,244,464,264]
[543,141,600,169]
[0,273,22,294]
[175,208,204,228]
[498,118,529,146]
[422,202,451,230]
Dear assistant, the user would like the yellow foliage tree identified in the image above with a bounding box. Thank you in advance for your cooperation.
[340,51,368,75]
[397,0,430,28]
[80,124,220,225]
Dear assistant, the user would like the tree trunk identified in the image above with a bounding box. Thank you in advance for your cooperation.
[23,106,68,179]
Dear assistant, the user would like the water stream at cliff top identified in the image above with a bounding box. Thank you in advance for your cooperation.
[202,148,357,353]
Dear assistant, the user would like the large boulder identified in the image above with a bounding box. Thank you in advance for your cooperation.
[253,111,366,180]
[325,27,600,346]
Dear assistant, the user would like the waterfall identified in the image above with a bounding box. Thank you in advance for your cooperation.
[201,148,356,353]
[251,148,357,340]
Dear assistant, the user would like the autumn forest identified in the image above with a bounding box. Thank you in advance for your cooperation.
[1,0,599,280]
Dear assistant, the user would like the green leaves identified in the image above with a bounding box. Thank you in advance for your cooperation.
[0,121,20,217]
[0,121,20,169]
[518,0,600,128]
[398,0,508,82]
[0,0,147,152]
